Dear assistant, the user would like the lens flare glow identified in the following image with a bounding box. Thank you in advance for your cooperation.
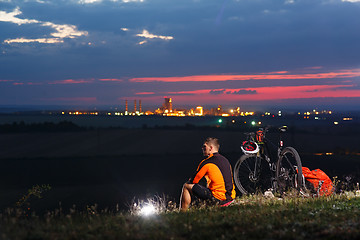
[139,204,156,217]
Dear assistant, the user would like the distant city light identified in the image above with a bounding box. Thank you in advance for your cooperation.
[194,106,203,116]
[314,152,334,156]
[47,98,339,122]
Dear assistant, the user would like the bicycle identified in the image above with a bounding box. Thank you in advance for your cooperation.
[233,126,305,195]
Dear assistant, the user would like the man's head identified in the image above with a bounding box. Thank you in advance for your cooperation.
[202,137,220,156]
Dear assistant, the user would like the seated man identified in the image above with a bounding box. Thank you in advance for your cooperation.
[180,137,236,211]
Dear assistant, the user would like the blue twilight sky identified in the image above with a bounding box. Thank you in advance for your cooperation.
[1,0,360,110]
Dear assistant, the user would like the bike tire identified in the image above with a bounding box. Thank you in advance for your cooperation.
[276,147,304,194]
[233,154,272,195]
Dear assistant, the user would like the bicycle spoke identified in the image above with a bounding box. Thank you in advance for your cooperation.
[234,155,272,195]
[243,159,254,173]
[276,147,303,194]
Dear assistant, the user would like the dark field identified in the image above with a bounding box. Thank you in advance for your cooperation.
[1,125,360,213]
[1,112,360,212]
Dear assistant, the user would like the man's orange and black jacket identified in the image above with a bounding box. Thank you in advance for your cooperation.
[190,152,236,201]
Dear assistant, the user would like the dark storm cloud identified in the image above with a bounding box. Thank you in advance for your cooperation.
[209,89,226,95]
[227,89,257,95]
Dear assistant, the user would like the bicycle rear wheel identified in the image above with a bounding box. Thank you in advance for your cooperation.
[233,154,272,195]
[276,147,304,194]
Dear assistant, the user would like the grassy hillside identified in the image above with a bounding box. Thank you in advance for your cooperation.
[1,193,360,240]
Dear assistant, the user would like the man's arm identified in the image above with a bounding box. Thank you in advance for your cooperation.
[191,165,209,184]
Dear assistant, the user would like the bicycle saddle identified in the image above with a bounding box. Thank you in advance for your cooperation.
[279,126,288,132]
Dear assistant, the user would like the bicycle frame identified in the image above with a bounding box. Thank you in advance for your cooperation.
[257,126,288,163]
[244,128,278,190]
[234,125,302,194]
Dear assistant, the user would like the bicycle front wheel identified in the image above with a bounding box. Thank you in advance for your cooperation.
[276,147,304,194]
[233,154,272,195]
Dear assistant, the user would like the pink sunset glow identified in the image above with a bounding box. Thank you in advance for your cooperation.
[129,68,360,83]
[136,92,156,95]
[134,84,360,103]
[49,79,94,84]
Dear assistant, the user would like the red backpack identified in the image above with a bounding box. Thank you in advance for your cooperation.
[302,167,334,196]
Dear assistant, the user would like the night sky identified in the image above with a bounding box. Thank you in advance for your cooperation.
[1,0,360,110]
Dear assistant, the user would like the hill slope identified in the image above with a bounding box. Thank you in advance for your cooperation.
[1,194,360,239]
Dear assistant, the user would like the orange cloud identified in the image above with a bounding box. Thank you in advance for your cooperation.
[266,71,290,74]
[49,79,94,84]
[129,68,360,83]
[27,82,43,85]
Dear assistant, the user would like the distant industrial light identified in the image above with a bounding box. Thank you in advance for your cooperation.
[334,122,339,125]
[218,119,223,123]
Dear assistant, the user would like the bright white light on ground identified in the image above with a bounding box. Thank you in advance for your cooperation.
[139,204,156,217]
[131,195,167,217]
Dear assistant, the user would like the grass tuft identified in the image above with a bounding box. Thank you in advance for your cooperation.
[1,191,360,239]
